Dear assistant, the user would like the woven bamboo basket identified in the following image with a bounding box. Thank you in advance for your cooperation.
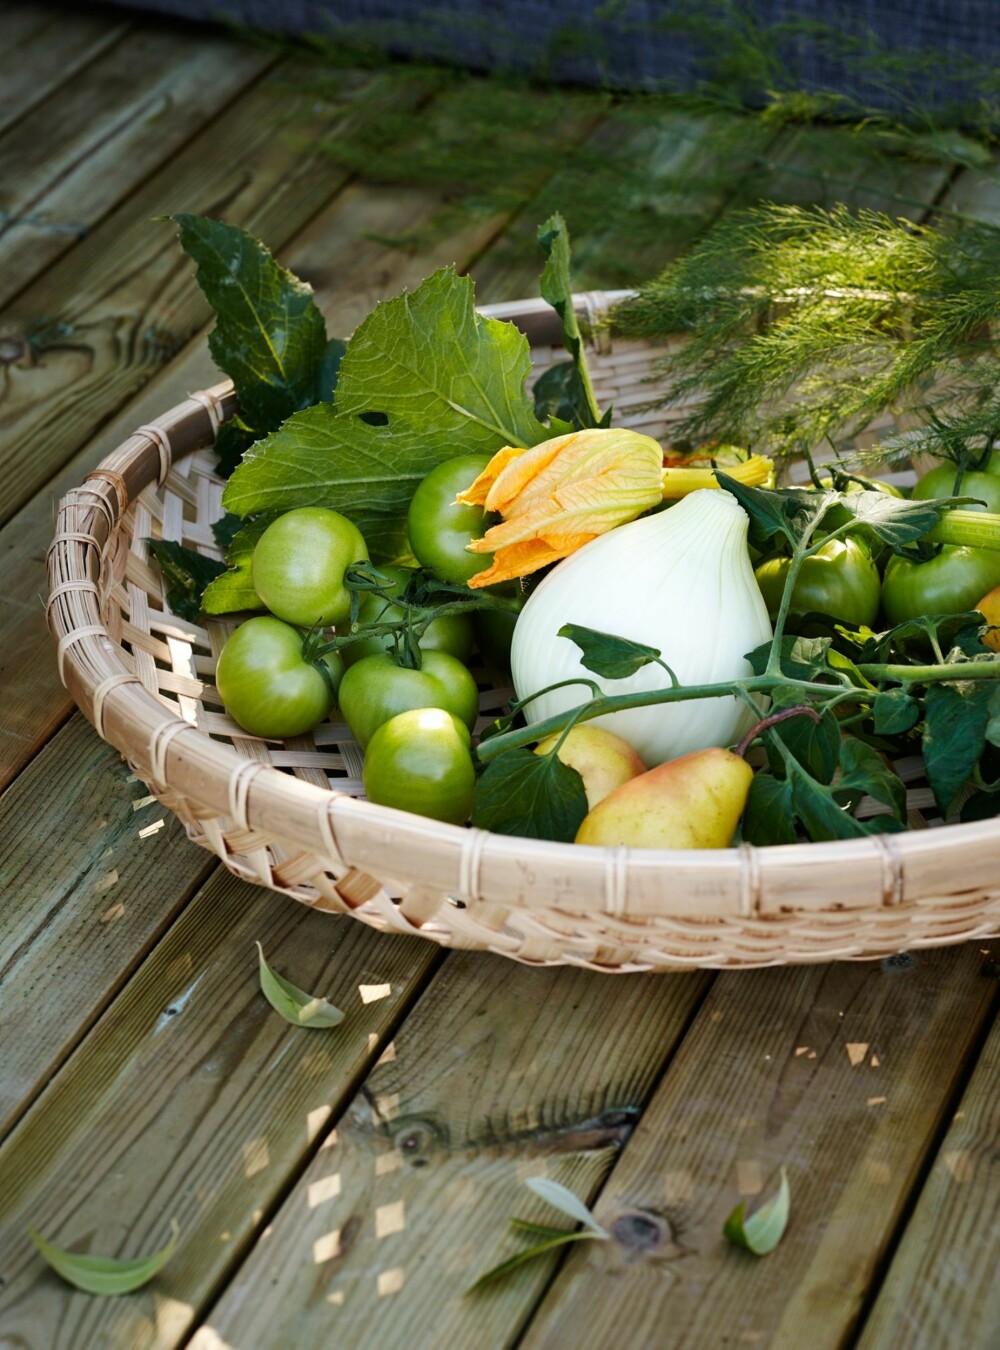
[47,292,1000,972]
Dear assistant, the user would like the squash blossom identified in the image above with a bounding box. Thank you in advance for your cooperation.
[457,428,772,588]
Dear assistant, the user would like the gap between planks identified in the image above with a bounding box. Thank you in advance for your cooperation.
[857,996,1000,1349]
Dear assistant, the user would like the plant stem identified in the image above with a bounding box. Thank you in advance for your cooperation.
[925,509,1000,551]
[476,657,1000,763]
[856,658,1000,683]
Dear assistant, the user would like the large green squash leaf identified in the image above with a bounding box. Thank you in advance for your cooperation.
[222,268,549,559]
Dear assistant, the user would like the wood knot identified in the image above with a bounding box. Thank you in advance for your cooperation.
[0,335,27,364]
[612,1210,670,1251]
[391,1115,449,1166]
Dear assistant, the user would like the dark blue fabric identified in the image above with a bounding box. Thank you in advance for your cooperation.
[81,1,1000,110]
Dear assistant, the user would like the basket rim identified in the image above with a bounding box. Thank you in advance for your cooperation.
[45,299,1000,926]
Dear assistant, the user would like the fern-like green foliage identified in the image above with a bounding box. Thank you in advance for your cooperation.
[613,204,1000,463]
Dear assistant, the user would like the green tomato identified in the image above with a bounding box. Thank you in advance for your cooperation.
[881,546,1000,625]
[754,537,882,628]
[215,616,343,739]
[407,454,494,584]
[338,648,480,748]
[252,506,368,627]
[342,564,473,666]
[912,464,1000,514]
[363,708,476,825]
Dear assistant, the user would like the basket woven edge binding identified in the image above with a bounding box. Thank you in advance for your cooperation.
[45,294,1000,969]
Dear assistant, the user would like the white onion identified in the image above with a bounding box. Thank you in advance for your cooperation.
[510,489,772,765]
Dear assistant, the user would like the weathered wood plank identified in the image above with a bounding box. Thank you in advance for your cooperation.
[857,1002,1000,1349]
[0,6,129,140]
[189,957,711,1347]
[0,870,437,1349]
[0,28,272,309]
[519,947,997,1348]
[0,61,424,531]
[0,715,215,1139]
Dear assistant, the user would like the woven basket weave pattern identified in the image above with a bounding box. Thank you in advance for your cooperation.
[47,298,1000,971]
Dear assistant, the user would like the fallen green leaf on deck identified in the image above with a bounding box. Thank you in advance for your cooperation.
[255,942,345,1028]
[467,1176,608,1292]
[28,1220,179,1295]
[723,1166,791,1255]
[523,1176,610,1236]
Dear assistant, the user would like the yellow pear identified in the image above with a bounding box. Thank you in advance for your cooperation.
[977,583,1000,651]
[574,747,754,849]
[535,725,645,810]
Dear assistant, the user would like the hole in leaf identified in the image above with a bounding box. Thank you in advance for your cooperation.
[358,411,389,426]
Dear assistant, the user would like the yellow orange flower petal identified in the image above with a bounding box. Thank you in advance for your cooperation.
[461,427,667,586]
[454,447,522,508]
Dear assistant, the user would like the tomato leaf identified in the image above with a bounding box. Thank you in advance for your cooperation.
[724,1168,790,1256]
[169,216,334,472]
[835,490,952,548]
[146,540,226,621]
[873,689,921,735]
[472,747,588,842]
[317,337,347,401]
[854,612,985,664]
[256,943,345,1028]
[742,773,798,845]
[922,683,993,811]
[557,623,662,679]
[717,474,823,548]
[834,738,907,818]
[201,516,275,615]
[28,1220,179,1295]
[764,692,841,784]
[961,788,1000,822]
[745,635,833,681]
[745,737,904,844]
[988,685,1000,748]
[223,268,549,559]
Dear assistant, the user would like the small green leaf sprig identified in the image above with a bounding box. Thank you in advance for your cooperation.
[256,942,345,1028]
[28,1221,179,1296]
[468,1178,609,1292]
[723,1168,791,1256]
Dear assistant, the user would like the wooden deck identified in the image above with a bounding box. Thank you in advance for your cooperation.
[0,7,997,1346]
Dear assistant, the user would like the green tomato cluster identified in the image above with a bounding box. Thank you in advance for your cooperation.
[753,462,1000,632]
[215,456,512,825]
[216,506,364,740]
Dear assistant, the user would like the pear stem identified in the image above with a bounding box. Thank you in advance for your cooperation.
[734,705,820,760]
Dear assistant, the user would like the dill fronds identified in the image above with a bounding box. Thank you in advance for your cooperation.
[613,203,1000,462]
